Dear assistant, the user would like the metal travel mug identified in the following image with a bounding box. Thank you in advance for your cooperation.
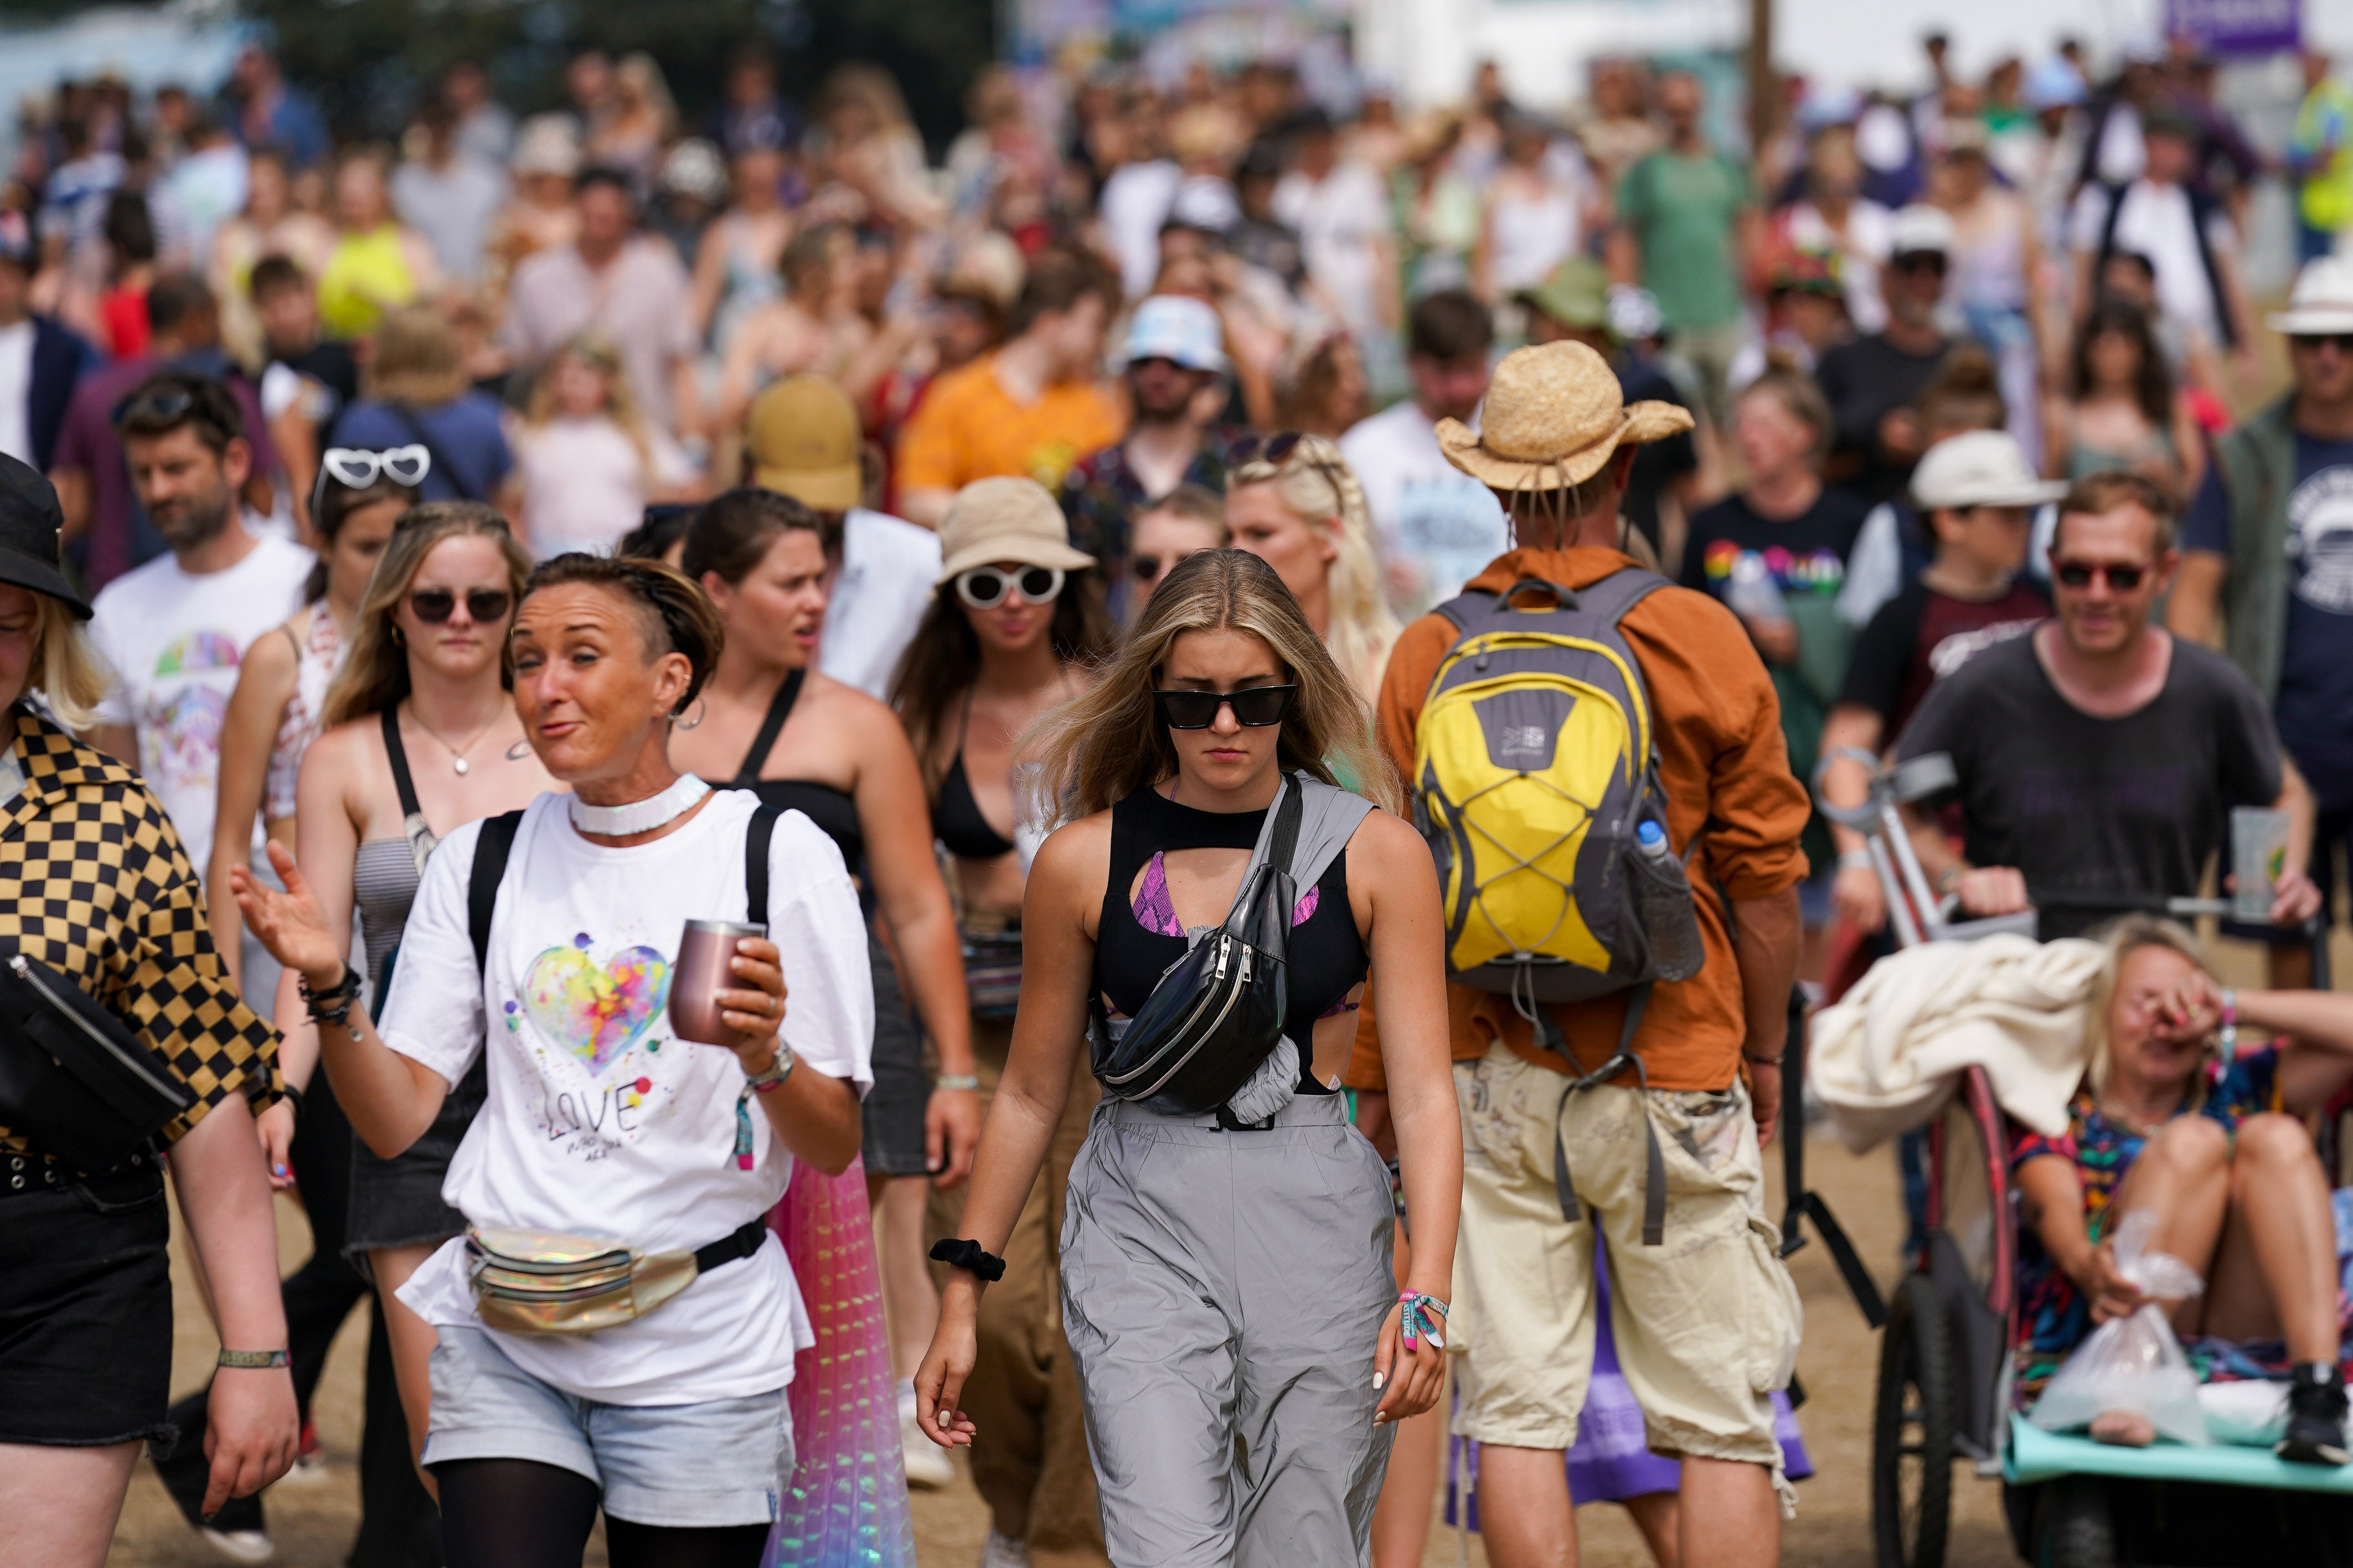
[669,920,767,1046]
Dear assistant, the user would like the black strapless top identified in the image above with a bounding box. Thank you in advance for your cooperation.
[726,668,864,876]
[1092,786,1366,1093]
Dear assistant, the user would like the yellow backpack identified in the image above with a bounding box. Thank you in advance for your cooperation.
[1412,570,1704,1027]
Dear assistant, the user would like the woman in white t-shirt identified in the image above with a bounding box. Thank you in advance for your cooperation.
[503,336,698,561]
[235,553,873,1568]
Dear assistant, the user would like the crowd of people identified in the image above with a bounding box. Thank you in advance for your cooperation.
[2,23,2353,1568]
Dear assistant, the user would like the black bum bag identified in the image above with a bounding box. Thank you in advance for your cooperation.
[1089,780,1302,1116]
[0,951,194,1171]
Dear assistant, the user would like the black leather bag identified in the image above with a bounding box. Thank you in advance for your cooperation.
[1090,781,1301,1116]
[0,951,194,1171]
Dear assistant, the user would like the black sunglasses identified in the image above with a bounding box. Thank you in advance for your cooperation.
[2053,560,2148,591]
[1153,684,1297,729]
[1232,431,1309,467]
[410,588,514,624]
[2292,333,2353,354]
[1892,252,1949,277]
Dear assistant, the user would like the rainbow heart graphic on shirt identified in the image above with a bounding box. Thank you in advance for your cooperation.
[519,937,672,1077]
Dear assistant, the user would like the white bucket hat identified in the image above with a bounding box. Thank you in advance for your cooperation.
[2269,256,2353,337]
[1911,430,2068,511]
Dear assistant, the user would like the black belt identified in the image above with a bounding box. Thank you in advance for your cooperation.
[1,1146,157,1198]
[693,1217,769,1274]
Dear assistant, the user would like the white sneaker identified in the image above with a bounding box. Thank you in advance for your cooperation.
[979,1529,1030,1568]
[274,1447,331,1489]
[198,1527,276,1564]
[900,1407,955,1490]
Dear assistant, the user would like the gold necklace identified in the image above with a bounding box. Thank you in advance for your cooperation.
[406,706,503,776]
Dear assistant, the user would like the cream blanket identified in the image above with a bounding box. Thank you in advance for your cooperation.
[1809,935,2106,1152]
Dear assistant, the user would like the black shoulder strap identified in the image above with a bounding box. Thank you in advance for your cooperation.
[745,803,781,929]
[381,707,422,821]
[469,810,524,977]
[734,670,805,786]
[2094,180,2127,272]
[2185,185,2236,348]
[1270,773,1304,873]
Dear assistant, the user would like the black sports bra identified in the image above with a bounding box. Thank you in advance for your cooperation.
[933,694,1019,862]
[1093,786,1366,1094]
[728,668,864,876]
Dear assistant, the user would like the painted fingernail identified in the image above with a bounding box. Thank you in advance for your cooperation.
[1372,1370,1385,1390]
[1374,1412,1390,1425]
[272,1163,288,1179]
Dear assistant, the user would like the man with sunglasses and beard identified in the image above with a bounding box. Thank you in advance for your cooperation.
[87,371,315,984]
[1893,469,2321,941]
[1814,204,1957,509]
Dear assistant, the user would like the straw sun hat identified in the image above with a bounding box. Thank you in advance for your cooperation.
[1436,341,1694,494]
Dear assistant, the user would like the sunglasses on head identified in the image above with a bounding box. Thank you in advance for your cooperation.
[2053,560,2149,591]
[323,445,432,491]
[955,565,1065,609]
[409,588,514,624]
[2292,333,2353,354]
[1153,684,1297,729]
[1232,431,1310,467]
[1131,550,1198,584]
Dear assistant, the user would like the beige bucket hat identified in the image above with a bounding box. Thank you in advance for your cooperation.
[1437,341,1695,494]
[936,476,1097,583]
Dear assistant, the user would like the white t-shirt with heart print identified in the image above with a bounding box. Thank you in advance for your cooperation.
[384,789,874,1406]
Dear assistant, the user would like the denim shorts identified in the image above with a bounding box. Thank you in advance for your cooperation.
[345,1053,486,1259]
[0,1160,174,1447]
[421,1326,796,1528]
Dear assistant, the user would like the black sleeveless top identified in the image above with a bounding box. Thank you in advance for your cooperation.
[730,669,865,876]
[1093,787,1367,1094]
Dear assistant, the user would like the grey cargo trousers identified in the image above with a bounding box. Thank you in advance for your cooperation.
[1060,1093,1397,1568]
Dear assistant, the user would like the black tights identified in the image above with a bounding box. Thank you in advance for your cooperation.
[434,1458,772,1568]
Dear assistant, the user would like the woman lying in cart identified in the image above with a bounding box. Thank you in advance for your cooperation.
[2013,915,2353,1464]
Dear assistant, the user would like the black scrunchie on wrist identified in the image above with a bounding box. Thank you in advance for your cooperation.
[930,1238,1007,1282]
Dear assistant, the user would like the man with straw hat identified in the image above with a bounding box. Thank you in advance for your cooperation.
[1345,340,1809,1567]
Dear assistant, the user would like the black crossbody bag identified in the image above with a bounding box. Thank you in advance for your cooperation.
[1089,780,1302,1117]
[0,952,195,1172]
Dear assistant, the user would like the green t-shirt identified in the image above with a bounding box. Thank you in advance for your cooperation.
[1616,150,1752,331]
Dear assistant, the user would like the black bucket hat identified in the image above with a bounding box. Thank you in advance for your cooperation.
[0,453,93,618]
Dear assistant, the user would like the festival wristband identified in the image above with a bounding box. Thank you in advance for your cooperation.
[935,1074,981,1092]
[216,1349,290,1369]
[1399,1291,1448,1351]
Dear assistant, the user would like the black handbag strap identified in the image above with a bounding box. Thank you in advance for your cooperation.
[469,810,524,977]
[381,707,422,821]
[1221,777,1306,939]
[745,802,781,928]
[734,671,804,787]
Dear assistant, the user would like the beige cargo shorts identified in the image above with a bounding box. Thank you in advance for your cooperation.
[1449,1040,1802,1483]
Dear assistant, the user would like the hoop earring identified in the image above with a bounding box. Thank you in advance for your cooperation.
[391,625,405,647]
[673,698,707,731]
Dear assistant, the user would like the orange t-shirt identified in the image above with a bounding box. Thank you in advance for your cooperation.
[894,354,1126,499]
[1347,547,1810,1093]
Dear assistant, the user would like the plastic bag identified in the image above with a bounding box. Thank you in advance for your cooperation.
[2028,1210,2208,1446]
[2199,1381,2288,1447]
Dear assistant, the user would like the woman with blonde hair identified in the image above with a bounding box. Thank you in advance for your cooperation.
[331,307,513,506]
[1224,432,1402,700]
[587,53,677,188]
[2013,915,2353,1462]
[915,547,1461,1568]
[286,502,556,1480]
[0,461,298,1567]
[713,222,886,428]
[502,335,697,558]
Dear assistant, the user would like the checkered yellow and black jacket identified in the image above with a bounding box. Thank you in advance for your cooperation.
[2,705,280,1165]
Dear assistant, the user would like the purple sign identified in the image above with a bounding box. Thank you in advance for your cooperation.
[2165,0,2300,57]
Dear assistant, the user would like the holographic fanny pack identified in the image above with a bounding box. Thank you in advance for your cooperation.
[465,1217,766,1336]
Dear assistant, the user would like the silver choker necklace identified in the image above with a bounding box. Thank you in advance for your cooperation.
[568,773,710,838]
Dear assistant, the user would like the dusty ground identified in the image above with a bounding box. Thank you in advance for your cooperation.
[105,934,2304,1568]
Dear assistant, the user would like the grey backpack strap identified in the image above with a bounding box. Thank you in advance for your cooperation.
[1561,565,1671,628]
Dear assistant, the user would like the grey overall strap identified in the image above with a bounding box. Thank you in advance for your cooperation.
[1549,982,1669,1246]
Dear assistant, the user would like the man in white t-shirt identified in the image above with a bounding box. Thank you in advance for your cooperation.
[745,375,938,701]
[1339,289,1508,614]
[88,372,313,874]
[2068,111,2252,358]
[1273,110,1398,347]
